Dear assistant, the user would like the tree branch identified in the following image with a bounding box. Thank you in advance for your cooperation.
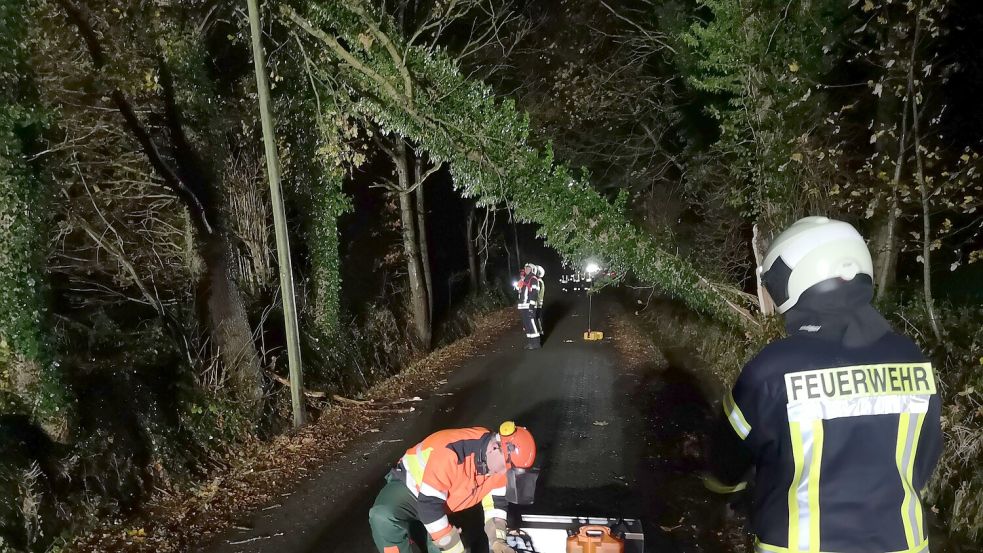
[282,5,417,115]
[55,0,214,235]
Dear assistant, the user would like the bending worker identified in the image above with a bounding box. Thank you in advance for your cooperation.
[370,422,538,553]
[704,216,942,553]
[517,262,542,349]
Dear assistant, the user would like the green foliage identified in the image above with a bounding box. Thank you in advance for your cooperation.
[678,0,850,232]
[0,0,69,427]
[302,163,347,334]
[269,58,355,336]
[290,0,750,326]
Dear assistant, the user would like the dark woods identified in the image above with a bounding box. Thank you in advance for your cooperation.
[1,0,982,550]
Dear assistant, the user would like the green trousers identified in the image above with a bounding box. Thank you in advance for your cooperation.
[369,475,443,553]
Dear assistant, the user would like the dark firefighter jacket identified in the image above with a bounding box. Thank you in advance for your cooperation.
[708,280,942,553]
[391,428,509,544]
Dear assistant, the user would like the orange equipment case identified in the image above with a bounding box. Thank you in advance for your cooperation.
[566,525,624,553]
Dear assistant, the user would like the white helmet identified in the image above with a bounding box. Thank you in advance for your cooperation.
[759,216,873,314]
[535,265,545,278]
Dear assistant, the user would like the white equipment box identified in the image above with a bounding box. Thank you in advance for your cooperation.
[507,514,644,553]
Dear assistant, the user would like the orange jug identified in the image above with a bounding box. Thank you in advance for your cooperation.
[566,525,624,553]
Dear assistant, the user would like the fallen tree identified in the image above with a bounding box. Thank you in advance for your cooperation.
[281,0,757,328]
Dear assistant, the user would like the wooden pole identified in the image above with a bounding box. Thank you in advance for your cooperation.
[246,0,306,427]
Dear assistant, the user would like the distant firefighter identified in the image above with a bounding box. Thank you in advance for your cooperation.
[516,263,542,349]
[533,265,546,341]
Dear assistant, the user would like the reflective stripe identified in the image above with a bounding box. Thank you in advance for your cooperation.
[723,391,751,439]
[517,303,529,309]
[788,422,805,552]
[485,508,507,522]
[526,332,540,338]
[402,459,419,496]
[787,420,824,553]
[481,494,494,511]
[787,394,930,422]
[421,482,448,501]
[897,413,927,549]
[807,420,824,553]
[444,541,465,553]
[755,538,931,553]
[491,486,507,496]
[424,515,450,534]
[402,445,433,498]
[912,414,926,543]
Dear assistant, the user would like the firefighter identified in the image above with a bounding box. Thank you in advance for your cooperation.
[517,263,542,349]
[369,422,538,553]
[703,216,942,553]
[533,265,546,340]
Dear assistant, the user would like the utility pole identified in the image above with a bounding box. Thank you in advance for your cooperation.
[246,0,305,427]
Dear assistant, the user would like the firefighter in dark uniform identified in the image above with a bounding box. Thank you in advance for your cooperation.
[534,265,546,340]
[704,216,942,553]
[517,263,542,349]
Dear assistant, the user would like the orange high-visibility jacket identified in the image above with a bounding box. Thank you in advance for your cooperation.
[398,427,509,542]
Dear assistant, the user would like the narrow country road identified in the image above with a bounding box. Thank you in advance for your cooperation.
[201,293,742,553]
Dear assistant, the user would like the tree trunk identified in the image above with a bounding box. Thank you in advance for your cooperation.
[909,67,943,340]
[414,158,434,318]
[466,206,480,292]
[912,122,943,342]
[873,59,907,301]
[751,223,776,315]
[202,235,265,407]
[395,143,431,349]
[478,207,491,284]
[872,199,900,300]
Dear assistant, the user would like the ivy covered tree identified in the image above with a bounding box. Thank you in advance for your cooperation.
[0,0,71,440]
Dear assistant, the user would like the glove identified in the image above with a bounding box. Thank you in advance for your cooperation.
[490,541,515,553]
[485,519,514,553]
[700,473,748,494]
[435,526,465,553]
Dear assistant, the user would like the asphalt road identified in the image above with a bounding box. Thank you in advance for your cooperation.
[201,293,740,553]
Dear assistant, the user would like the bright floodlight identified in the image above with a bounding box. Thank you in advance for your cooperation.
[585,262,600,275]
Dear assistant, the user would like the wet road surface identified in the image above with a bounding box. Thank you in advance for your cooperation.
[201,293,741,553]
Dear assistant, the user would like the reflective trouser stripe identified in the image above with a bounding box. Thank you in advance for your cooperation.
[897,413,926,549]
[755,539,930,553]
[521,309,540,338]
[787,420,824,553]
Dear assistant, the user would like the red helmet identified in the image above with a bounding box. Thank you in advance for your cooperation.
[499,421,536,469]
